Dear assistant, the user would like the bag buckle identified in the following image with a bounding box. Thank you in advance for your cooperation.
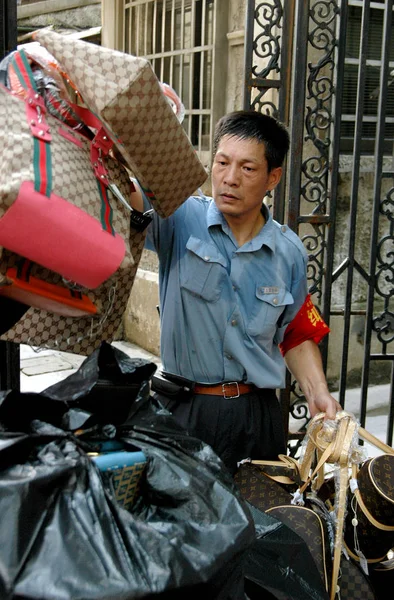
[92,127,113,155]
[26,89,46,114]
[222,382,240,399]
[26,89,52,142]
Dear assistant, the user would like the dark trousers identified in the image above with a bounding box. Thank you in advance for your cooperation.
[153,388,286,476]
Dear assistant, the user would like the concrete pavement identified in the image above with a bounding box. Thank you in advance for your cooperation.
[20,340,161,393]
[19,341,393,457]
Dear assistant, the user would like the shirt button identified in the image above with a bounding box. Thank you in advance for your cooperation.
[225,353,233,360]
[272,297,278,305]
[281,225,287,232]
[204,256,210,261]
[231,319,237,326]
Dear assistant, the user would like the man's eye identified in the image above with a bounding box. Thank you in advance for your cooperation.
[244,166,254,172]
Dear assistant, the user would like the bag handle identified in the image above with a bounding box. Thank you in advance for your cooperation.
[358,426,394,456]
[68,100,157,217]
[296,412,359,600]
[301,411,394,599]
[10,50,52,197]
[250,454,303,486]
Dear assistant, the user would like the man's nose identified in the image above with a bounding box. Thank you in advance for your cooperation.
[224,164,239,186]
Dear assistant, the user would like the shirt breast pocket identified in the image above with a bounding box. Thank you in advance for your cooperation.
[247,285,294,338]
[180,236,227,302]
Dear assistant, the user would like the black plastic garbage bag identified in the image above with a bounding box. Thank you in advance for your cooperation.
[0,342,255,599]
[243,503,329,600]
[0,341,157,437]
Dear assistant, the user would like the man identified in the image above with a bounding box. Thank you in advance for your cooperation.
[131,110,340,475]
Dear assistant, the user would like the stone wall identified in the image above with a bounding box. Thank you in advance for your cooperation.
[17,0,101,31]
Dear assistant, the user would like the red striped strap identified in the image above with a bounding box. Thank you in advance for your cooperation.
[11,50,52,197]
[67,101,104,131]
[11,51,116,235]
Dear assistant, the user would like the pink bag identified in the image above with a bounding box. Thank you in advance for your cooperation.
[0,181,125,289]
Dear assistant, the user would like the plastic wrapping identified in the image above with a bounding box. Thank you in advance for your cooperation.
[160,82,185,123]
[0,42,91,135]
[0,342,255,599]
[299,411,366,469]
[298,411,366,515]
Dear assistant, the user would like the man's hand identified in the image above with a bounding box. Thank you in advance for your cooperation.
[284,340,341,421]
[303,380,341,420]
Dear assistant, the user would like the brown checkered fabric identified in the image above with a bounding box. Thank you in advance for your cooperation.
[34,29,207,218]
[338,558,376,599]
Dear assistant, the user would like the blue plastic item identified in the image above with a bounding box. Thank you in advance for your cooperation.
[91,450,146,511]
[92,450,146,471]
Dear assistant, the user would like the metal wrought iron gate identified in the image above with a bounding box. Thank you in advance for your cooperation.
[244,0,394,447]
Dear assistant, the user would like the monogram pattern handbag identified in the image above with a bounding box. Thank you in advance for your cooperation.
[344,450,394,563]
[234,412,388,600]
[234,455,301,511]
[267,503,332,593]
[0,50,146,354]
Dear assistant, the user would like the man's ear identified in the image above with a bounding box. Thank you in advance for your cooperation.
[267,167,282,191]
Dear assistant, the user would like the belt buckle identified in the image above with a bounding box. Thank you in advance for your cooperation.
[222,382,240,399]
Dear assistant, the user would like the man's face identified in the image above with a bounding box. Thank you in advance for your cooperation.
[211,134,282,222]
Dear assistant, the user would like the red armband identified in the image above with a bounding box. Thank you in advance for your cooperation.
[279,294,330,356]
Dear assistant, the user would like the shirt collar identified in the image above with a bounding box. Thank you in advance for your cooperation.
[207,199,276,251]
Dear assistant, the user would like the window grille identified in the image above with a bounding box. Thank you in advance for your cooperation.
[341,0,394,154]
[123,0,217,167]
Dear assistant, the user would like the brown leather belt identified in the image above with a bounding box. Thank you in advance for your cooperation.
[193,382,256,399]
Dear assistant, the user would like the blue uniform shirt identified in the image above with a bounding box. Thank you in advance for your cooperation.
[144,193,309,388]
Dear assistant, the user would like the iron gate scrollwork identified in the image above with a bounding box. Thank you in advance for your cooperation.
[244,0,394,450]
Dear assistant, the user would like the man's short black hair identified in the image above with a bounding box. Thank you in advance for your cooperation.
[213,110,290,172]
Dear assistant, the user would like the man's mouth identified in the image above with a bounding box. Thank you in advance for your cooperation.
[221,192,238,200]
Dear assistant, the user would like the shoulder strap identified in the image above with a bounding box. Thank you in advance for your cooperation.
[358,426,394,455]
[11,50,52,197]
[298,412,359,600]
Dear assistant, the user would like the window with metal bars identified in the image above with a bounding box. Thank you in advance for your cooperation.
[341,0,394,154]
[124,0,215,160]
